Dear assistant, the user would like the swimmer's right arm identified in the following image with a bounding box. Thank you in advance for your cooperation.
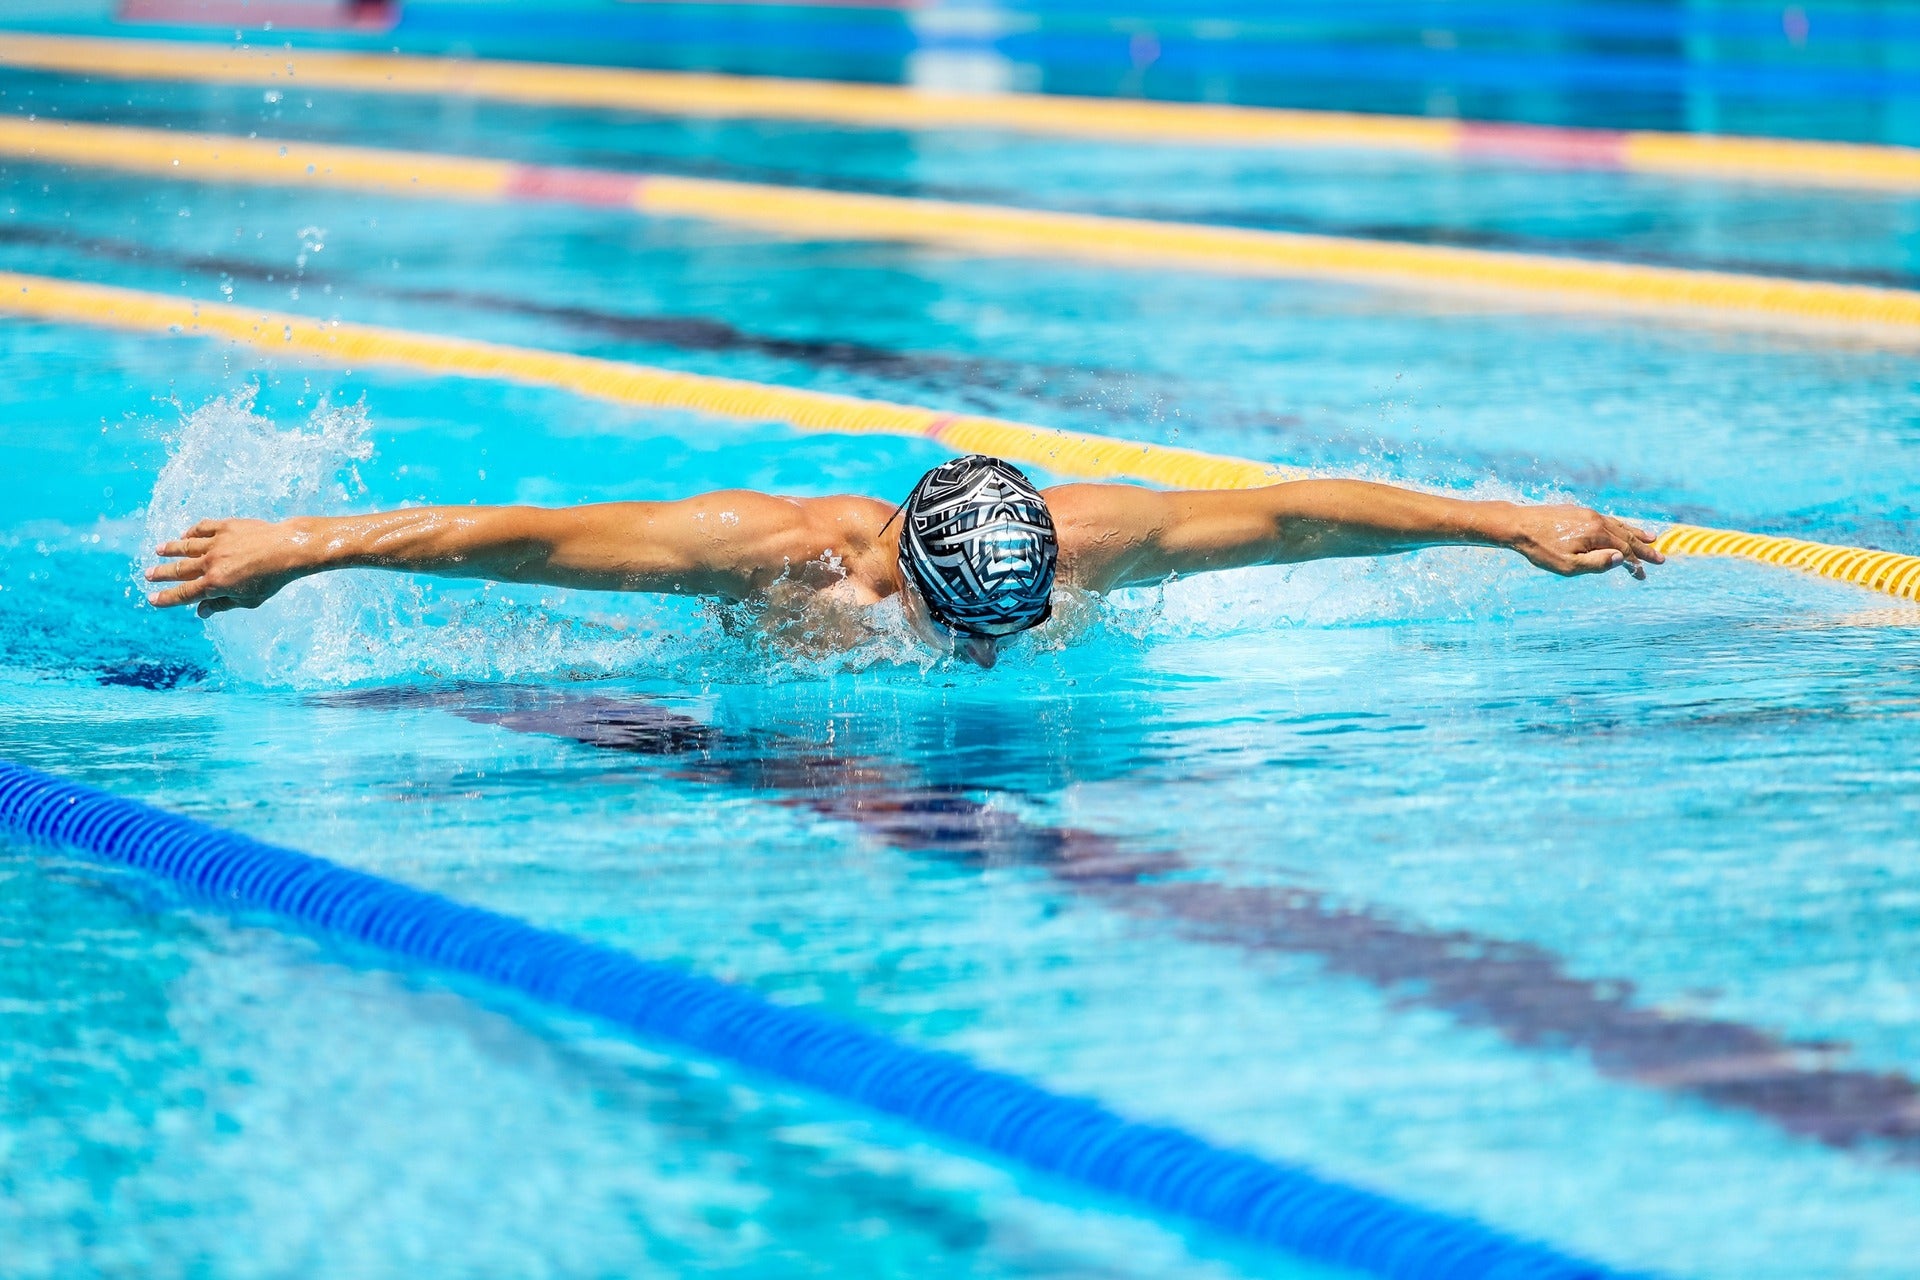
[145,493,833,617]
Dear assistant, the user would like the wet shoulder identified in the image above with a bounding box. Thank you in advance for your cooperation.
[794,494,897,557]
[791,493,900,595]
[1044,484,1170,589]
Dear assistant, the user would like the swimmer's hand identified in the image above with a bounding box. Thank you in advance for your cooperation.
[147,518,313,616]
[1498,504,1664,580]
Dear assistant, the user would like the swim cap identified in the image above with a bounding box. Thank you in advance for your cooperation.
[894,455,1058,638]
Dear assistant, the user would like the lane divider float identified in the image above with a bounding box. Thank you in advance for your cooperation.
[0,268,1912,603]
[0,31,1917,192]
[0,759,1644,1280]
[1657,524,1920,601]
[0,269,1292,491]
[5,119,1920,341]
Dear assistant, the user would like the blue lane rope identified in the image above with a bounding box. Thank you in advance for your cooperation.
[0,759,1645,1280]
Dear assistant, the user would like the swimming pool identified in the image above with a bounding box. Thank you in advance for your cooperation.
[3,17,1920,1280]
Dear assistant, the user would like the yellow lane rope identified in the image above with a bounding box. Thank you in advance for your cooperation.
[0,270,1290,492]
[6,117,1920,340]
[0,268,1909,603]
[4,32,1920,192]
[1617,131,1920,193]
[634,175,1920,338]
[0,116,521,198]
[1655,524,1920,602]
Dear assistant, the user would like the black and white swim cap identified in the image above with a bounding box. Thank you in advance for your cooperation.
[894,455,1057,638]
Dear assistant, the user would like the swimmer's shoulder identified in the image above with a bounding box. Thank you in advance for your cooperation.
[792,493,898,544]
[1043,483,1164,548]
[778,494,899,590]
[1044,484,1177,590]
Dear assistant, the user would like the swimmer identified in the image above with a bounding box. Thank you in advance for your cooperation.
[145,455,1662,668]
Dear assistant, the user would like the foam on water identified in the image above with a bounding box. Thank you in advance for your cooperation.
[138,390,664,688]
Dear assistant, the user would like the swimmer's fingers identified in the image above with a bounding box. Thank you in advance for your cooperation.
[1599,529,1647,580]
[144,558,204,584]
[1615,518,1661,549]
[147,578,211,609]
[196,598,243,618]
[154,536,214,559]
[1602,517,1665,569]
[1569,547,1632,576]
[1569,517,1659,580]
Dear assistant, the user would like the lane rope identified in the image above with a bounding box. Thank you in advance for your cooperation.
[0,268,1912,603]
[0,759,1643,1280]
[5,119,1920,341]
[0,269,1291,492]
[1657,524,1920,602]
[0,32,1917,192]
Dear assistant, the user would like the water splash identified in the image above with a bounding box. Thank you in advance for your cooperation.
[145,386,373,528]
[138,391,689,689]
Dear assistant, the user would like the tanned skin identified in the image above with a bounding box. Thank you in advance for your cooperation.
[146,480,1663,669]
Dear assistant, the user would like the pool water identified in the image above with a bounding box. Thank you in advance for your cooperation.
[4,25,1920,1280]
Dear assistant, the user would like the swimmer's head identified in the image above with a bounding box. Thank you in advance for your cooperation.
[890,455,1057,664]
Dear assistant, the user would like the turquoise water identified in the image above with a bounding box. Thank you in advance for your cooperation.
[4,38,1920,1280]
[24,0,1920,142]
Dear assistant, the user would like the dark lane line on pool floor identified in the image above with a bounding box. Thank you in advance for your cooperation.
[332,684,1920,1162]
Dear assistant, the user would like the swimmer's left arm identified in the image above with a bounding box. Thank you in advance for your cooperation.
[1051,480,1663,591]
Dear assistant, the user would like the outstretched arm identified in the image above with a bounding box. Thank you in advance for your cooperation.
[146,492,848,617]
[1051,479,1663,592]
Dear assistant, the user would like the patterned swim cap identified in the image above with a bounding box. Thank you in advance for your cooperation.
[894,455,1057,638]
